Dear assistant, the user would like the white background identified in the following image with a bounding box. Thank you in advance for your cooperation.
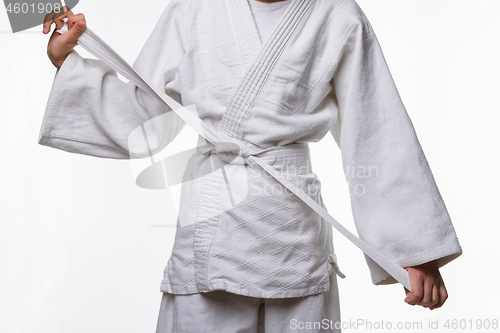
[0,0,498,332]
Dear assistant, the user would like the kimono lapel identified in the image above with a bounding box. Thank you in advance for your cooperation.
[224,0,262,71]
[221,0,317,139]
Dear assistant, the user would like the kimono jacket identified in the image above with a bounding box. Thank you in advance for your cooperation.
[38,0,462,299]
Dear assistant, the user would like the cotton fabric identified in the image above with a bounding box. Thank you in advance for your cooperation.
[155,267,341,333]
[39,0,462,304]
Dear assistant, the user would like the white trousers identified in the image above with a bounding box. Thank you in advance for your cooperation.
[155,272,341,333]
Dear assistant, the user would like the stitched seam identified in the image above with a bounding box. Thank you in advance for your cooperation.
[235,0,313,135]
[42,132,124,150]
[237,0,316,138]
[222,0,314,136]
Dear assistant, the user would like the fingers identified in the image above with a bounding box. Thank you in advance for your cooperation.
[53,9,71,30]
[430,284,448,310]
[420,278,434,308]
[67,13,86,31]
[59,18,86,45]
[404,270,424,306]
[404,263,449,310]
[429,284,440,308]
[60,21,87,48]
[43,6,74,34]
[43,14,53,34]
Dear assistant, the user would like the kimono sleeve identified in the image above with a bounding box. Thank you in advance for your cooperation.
[329,19,462,285]
[38,0,187,159]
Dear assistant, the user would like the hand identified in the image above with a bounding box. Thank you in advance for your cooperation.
[43,6,87,69]
[403,260,448,310]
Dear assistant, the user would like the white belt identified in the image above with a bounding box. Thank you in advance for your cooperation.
[57,23,412,292]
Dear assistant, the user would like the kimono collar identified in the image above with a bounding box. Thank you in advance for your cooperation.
[221,0,317,138]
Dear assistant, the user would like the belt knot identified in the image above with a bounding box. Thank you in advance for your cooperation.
[201,141,246,164]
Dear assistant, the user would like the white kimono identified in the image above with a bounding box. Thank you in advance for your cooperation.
[39,0,462,308]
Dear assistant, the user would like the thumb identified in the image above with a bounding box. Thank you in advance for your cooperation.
[61,20,86,45]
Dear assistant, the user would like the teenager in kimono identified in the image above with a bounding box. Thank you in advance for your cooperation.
[41,0,462,332]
